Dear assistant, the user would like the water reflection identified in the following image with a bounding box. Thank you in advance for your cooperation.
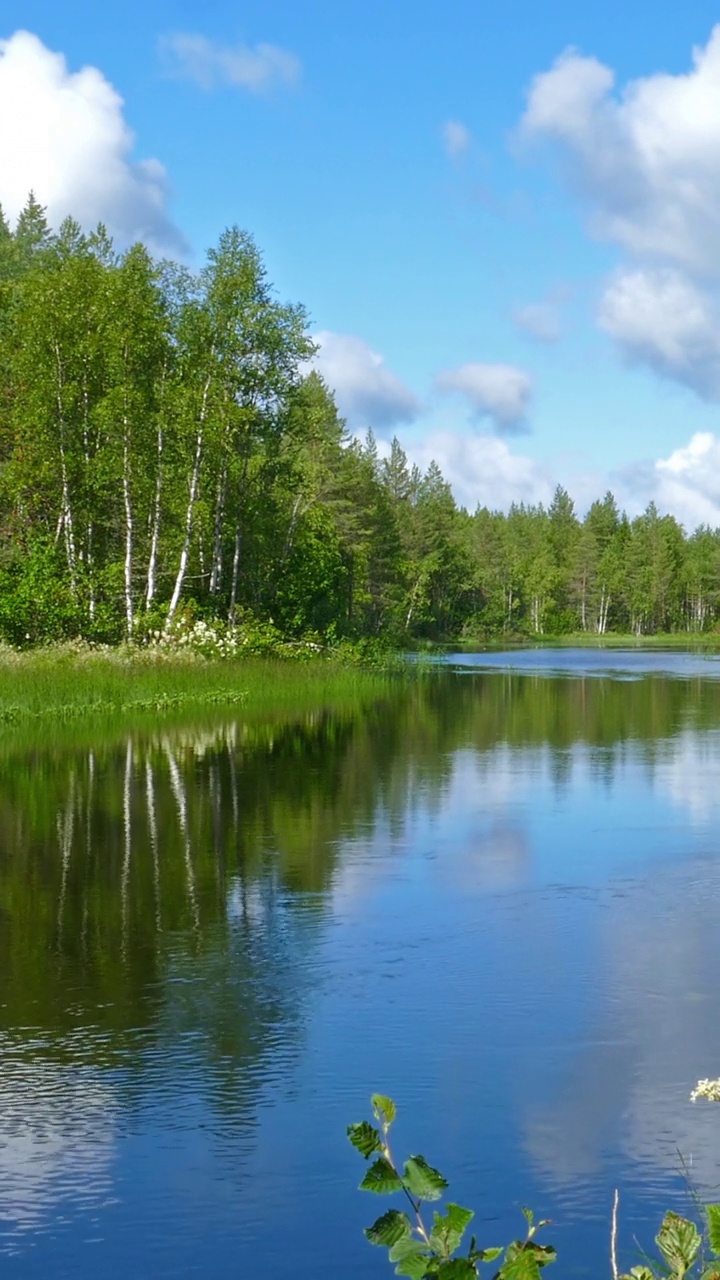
[524,856,720,1200]
[0,1053,115,1235]
[2,669,720,1275]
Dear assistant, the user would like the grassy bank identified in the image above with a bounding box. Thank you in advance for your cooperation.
[454,631,720,649]
[543,632,720,648]
[0,644,403,732]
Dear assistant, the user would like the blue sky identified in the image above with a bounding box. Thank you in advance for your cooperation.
[4,0,720,524]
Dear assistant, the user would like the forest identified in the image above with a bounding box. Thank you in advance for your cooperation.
[1,193,718,646]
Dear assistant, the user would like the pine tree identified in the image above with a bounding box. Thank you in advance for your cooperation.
[14,191,52,266]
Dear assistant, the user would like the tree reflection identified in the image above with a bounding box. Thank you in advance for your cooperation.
[0,670,719,1105]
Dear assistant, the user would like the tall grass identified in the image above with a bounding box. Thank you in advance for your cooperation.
[0,645,405,749]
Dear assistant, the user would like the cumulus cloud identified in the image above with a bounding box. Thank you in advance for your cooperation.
[370,420,720,527]
[442,119,472,157]
[598,267,720,399]
[615,431,720,529]
[159,32,301,93]
[513,301,562,343]
[518,28,720,400]
[312,332,420,429]
[382,421,720,527]
[0,30,183,253]
[398,429,552,511]
[519,28,720,276]
[435,362,533,433]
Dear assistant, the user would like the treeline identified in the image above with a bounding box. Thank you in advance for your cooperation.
[0,194,718,644]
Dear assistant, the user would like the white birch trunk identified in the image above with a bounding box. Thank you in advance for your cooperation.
[165,371,213,630]
[209,464,227,595]
[281,493,304,565]
[228,522,242,622]
[145,420,164,609]
[123,426,134,639]
[53,342,78,595]
[82,365,95,622]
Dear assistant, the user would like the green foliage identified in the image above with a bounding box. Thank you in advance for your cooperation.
[1,194,719,648]
[706,1206,720,1255]
[349,1095,720,1280]
[0,540,83,644]
[348,1095,555,1278]
[616,1207,720,1280]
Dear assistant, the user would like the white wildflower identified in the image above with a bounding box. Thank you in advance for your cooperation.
[690,1078,720,1102]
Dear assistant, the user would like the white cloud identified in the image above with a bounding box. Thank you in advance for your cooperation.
[620,431,720,528]
[519,29,720,277]
[519,29,720,400]
[513,301,562,343]
[442,119,472,157]
[312,331,420,429]
[374,423,720,527]
[435,362,533,433]
[0,30,182,253]
[398,429,552,511]
[522,29,720,277]
[599,267,720,399]
[160,32,300,93]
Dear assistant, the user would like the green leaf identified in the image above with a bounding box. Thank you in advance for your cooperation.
[430,1203,475,1256]
[372,1094,398,1127]
[707,1205,720,1255]
[389,1235,431,1279]
[390,1237,429,1264]
[348,1121,383,1159]
[700,1270,720,1280]
[528,1244,556,1268]
[498,1252,543,1280]
[360,1156,404,1195]
[656,1212,701,1275]
[622,1269,656,1280]
[503,1242,556,1273]
[473,1247,503,1264]
[396,1255,433,1280]
[433,1260,477,1279]
[403,1155,449,1202]
[365,1210,413,1247]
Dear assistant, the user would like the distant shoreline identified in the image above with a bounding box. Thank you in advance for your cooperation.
[445,632,720,650]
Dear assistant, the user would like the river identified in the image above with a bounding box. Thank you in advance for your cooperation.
[2,650,720,1277]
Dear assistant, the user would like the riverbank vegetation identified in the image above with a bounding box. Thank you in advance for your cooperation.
[350,1095,720,1280]
[0,640,400,732]
[3,196,720,650]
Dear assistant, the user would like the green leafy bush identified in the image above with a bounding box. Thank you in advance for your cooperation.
[349,1095,720,1280]
[349,1095,555,1279]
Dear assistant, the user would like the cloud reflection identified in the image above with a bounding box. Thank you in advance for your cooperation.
[0,1051,116,1230]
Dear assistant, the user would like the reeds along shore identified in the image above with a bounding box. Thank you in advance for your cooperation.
[0,644,399,733]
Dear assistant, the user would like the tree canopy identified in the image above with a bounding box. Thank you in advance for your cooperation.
[0,195,717,644]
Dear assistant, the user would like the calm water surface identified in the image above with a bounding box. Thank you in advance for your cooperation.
[3,650,720,1277]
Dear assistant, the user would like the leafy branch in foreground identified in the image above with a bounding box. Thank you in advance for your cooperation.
[616,1206,720,1280]
[621,1081,720,1280]
[349,1094,720,1279]
[348,1094,556,1279]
